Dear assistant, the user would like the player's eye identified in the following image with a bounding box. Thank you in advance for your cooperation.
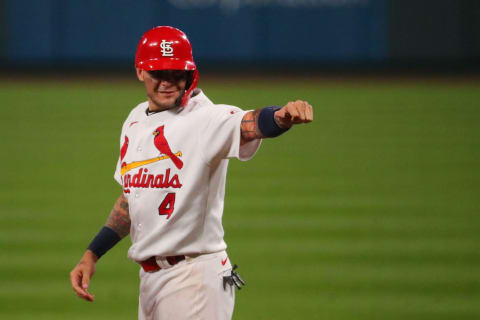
[149,70,187,82]
[148,71,164,80]
[172,71,187,81]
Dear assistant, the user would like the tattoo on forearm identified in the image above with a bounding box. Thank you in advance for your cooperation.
[240,109,263,142]
[105,195,131,239]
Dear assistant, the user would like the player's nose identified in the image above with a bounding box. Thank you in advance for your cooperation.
[158,79,175,88]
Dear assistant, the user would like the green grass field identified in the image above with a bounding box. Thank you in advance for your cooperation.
[0,75,479,319]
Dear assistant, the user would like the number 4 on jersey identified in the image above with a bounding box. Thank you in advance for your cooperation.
[158,193,176,219]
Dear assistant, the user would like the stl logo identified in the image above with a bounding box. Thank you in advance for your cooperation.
[160,40,174,57]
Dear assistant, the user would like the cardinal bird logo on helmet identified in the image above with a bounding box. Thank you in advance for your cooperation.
[153,126,183,170]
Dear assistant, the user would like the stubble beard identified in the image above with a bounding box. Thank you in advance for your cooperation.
[148,93,181,111]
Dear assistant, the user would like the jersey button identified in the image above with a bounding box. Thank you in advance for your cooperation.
[135,193,139,198]
[137,147,142,152]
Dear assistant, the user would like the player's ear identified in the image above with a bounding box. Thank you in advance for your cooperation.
[136,68,145,82]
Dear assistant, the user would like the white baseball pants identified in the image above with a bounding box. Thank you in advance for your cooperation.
[138,251,235,320]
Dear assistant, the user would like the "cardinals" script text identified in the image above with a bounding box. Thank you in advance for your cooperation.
[122,168,182,193]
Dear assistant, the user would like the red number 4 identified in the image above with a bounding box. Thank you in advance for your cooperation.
[158,193,176,219]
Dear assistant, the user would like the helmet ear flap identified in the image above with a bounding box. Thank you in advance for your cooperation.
[185,70,194,90]
[180,69,199,107]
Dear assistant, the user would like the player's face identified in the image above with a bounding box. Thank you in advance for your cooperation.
[137,69,188,111]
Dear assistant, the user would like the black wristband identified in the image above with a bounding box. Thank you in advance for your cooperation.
[258,106,290,138]
[87,226,121,259]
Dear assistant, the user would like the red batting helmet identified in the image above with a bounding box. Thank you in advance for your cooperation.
[135,26,199,107]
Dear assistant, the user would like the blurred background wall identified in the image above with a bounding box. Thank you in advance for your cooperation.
[0,0,479,73]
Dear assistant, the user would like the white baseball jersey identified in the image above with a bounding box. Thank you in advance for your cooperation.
[114,89,261,262]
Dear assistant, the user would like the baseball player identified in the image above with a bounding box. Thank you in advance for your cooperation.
[70,26,313,320]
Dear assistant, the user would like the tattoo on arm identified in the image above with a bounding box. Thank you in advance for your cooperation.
[240,109,263,144]
[105,194,131,239]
